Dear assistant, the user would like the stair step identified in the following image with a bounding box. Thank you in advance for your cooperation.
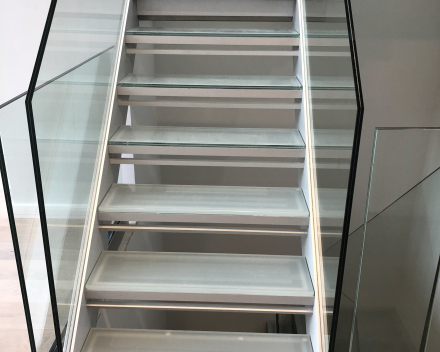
[85,251,314,305]
[126,27,299,45]
[309,77,355,91]
[306,22,349,47]
[324,257,339,302]
[318,188,346,227]
[97,184,309,225]
[137,0,295,21]
[305,1,346,20]
[314,129,353,150]
[127,27,299,38]
[117,74,303,98]
[82,329,313,352]
[307,29,348,39]
[86,300,314,314]
[108,126,305,157]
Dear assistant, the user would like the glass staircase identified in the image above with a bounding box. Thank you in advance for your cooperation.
[0,0,361,352]
[80,0,356,351]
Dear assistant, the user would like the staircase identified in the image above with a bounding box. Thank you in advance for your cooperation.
[78,0,354,351]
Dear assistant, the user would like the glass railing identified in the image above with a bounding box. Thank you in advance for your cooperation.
[334,128,440,352]
[31,47,120,351]
[0,95,58,352]
[3,1,366,351]
[0,1,126,350]
[300,0,364,349]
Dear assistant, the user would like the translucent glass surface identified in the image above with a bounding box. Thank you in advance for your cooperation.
[0,96,57,352]
[350,129,440,352]
[109,126,305,149]
[86,251,314,304]
[31,42,122,347]
[98,184,309,221]
[83,329,313,352]
[37,0,125,84]
[127,27,299,37]
[118,74,302,90]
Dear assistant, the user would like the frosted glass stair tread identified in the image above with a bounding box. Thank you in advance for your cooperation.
[318,188,346,219]
[118,74,302,90]
[98,184,309,218]
[307,23,348,38]
[85,251,314,303]
[314,129,352,149]
[109,126,305,149]
[127,27,300,38]
[310,77,355,90]
[82,329,313,352]
[307,29,348,38]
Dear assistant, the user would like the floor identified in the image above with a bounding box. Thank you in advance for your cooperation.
[0,181,31,352]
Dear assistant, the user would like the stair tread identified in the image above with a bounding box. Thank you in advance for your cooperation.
[314,129,352,150]
[307,22,349,38]
[109,126,305,149]
[82,329,313,352]
[307,29,348,38]
[309,76,355,90]
[318,188,346,220]
[118,74,302,90]
[127,26,300,38]
[97,184,309,225]
[85,251,314,304]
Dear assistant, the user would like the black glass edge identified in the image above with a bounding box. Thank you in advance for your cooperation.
[0,136,37,352]
[0,46,114,111]
[16,5,120,352]
[21,2,116,350]
[25,0,63,350]
[329,0,365,351]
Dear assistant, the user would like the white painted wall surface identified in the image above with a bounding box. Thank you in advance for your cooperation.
[0,1,51,105]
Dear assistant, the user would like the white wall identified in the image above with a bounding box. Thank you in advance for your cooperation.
[0,0,51,104]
